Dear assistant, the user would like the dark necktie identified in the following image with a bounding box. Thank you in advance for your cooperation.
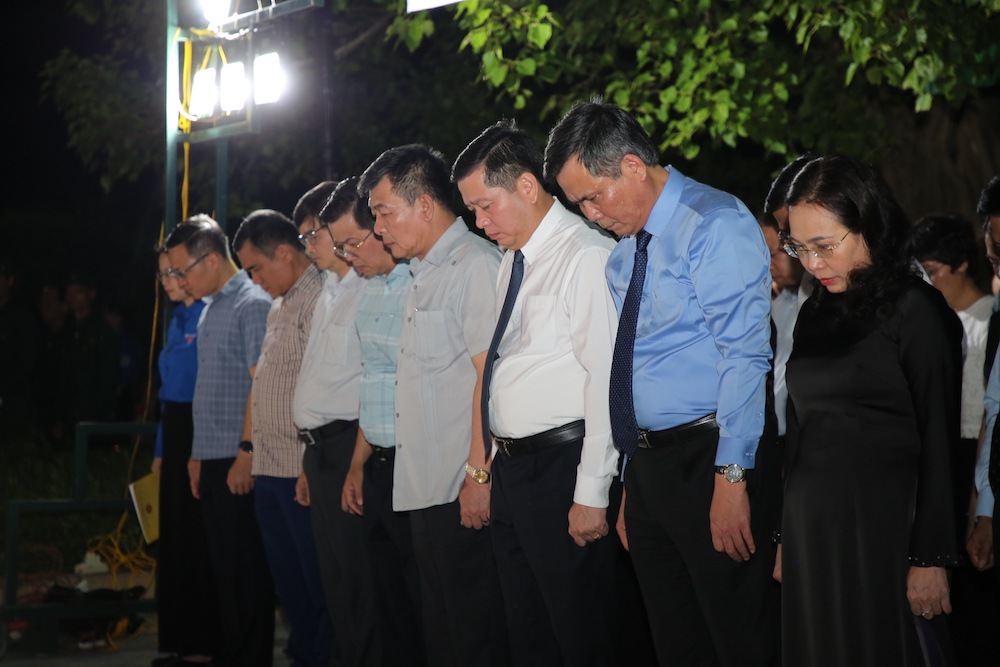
[610,230,652,461]
[481,250,525,459]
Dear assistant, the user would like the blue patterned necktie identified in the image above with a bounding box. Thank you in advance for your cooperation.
[610,230,652,460]
[481,250,525,459]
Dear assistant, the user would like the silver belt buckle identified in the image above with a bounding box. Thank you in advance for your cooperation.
[299,429,317,446]
[494,436,513,457]
[637,429,652,449]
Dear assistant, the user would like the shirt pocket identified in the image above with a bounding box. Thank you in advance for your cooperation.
[412,310,450,366]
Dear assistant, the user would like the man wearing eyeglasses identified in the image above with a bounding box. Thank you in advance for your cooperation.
[546,100,780,666]
[290,179,382,667]
[164,215,275,667]
[325,176,430,666]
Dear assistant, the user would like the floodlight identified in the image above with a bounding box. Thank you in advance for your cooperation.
[254,52,285,105]
[203,0,232,25]
[220,62,248,112]
[190,67,218,118]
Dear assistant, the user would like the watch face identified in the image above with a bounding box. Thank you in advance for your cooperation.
[472,470,490,484]
[724,465,745,483]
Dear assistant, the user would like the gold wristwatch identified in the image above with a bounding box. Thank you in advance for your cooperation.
[464,463,491,484]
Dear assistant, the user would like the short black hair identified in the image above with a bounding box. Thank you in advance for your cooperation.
[907,214,984,274]
[978,175,1000,218]
[232,209,303,259]
[452,120,546,192]
[762,154,815,228]
[359,144,454,208]
[164,213,231,260]
[319,176,376,231]
[293,181,338,227]
[543,97,658,185]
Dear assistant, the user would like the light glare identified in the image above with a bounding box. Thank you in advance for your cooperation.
[254,53,285,105]
[190,67,218,118]
[203,0,231,25]
[220,62,248,112]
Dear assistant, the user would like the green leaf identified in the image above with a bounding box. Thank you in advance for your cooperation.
[527,22,553,49]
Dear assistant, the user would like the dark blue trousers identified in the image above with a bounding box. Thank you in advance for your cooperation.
[254,475,334,667]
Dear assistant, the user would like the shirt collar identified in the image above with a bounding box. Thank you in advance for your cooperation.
[284,263,322,303]
[643,165,685,239]
[518,198,564,265]
[217,270,250,299]
[386,260,411,287]
[411,219,467,276]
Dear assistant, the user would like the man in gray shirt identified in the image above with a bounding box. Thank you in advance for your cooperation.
[358,144,508,666]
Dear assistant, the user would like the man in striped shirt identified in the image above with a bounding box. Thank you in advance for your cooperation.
[234,209,333,667]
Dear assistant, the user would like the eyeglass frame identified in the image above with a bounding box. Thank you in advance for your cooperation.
[167,253,209,279]
[333,230,374,260]
[779,229,852,260]
[298,224,335,247]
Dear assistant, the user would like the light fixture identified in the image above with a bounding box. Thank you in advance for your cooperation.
[203,0,232,26]
[220,62,247,112]
[253,52,285,105]
[190,67,218,118]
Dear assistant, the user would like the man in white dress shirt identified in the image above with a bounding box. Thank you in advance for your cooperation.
[292,179,380,666]
[453,121,621,666]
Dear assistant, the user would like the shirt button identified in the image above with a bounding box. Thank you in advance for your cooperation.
[395,412,400,417]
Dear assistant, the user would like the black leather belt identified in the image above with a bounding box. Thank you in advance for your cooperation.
[370,445,395,463]
[297,419,358,446]
[638,413,718,449]
[493,420,586,457]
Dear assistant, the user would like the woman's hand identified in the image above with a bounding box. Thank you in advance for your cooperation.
[907,565,951,619]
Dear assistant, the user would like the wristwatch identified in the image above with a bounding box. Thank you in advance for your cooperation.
[239,440,254,454]
[464,463,491,484]
[715,464,746,483]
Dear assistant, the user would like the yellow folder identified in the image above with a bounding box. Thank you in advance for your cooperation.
[129,470,160,544]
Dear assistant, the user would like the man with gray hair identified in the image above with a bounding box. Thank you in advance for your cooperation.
[546,100,780,666]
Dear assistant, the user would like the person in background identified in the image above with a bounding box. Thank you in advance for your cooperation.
[151,248,218,667]
[906,212,1000,666]
[64,272,118,425]
[779,155,961,666]
[33,281,71,444]
[760,156,811,449]
[970,174,1000,587]
[0,258,34,441]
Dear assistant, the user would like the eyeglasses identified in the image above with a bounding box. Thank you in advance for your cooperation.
[333,230,374,259]
[780,230,852,260]
[158,271,178,283]
[298,225,332,247]
[167,254,209,279]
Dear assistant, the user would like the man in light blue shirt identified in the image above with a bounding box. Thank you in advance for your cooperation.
[969,174,1000,578]
[546,100,780,666]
